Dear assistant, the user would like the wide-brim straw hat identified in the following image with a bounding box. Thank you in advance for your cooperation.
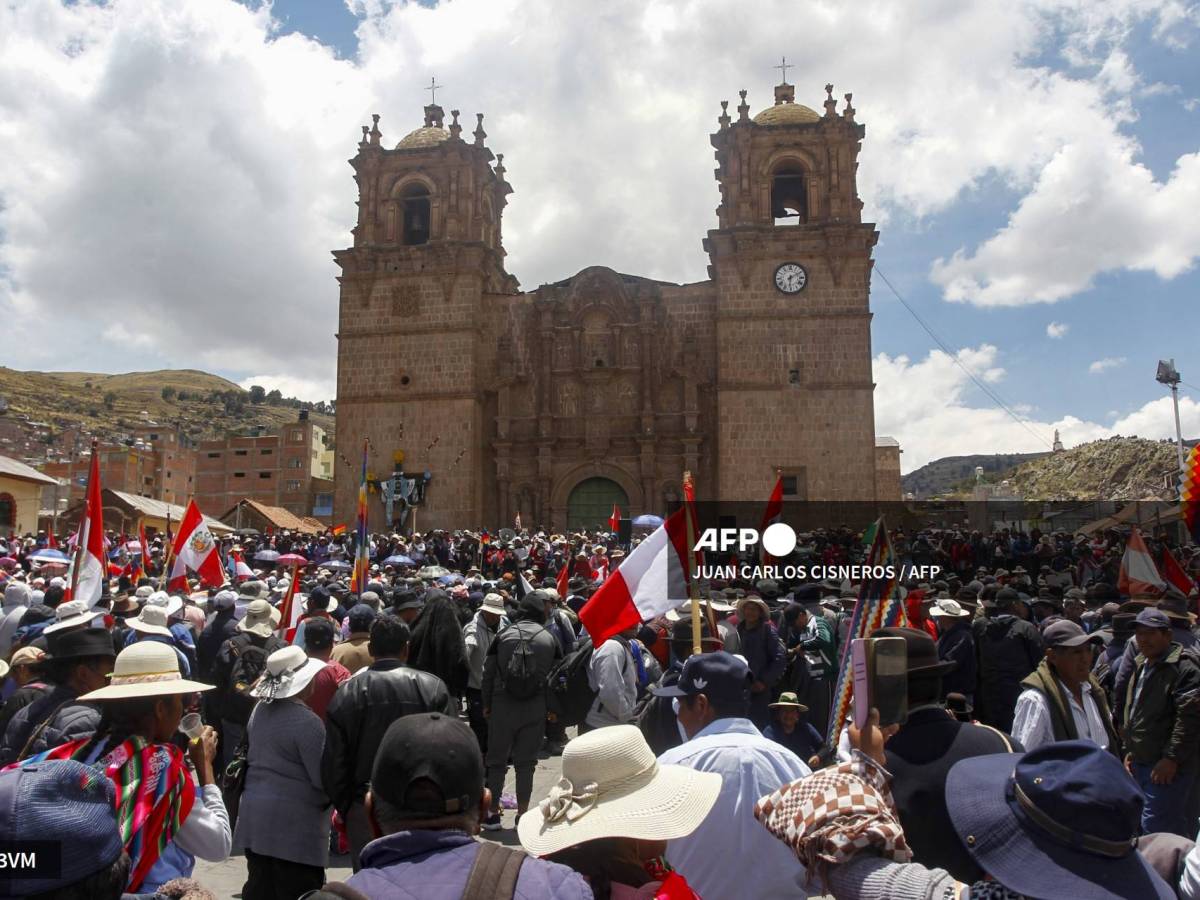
[250,646,325,701]
[736,595,771,620]
[769,691,809,712]
[80,641,213,701]
[237,599,275,638]
[128,604,172,637]
[479,592,507,616]
[518,725,720,857]
[42,599,100,635]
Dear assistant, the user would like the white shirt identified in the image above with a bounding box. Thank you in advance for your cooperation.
[659,717,811,899]
[1012,679,1109,751]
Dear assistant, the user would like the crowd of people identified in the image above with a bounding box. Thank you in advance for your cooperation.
[0,519,1199,899]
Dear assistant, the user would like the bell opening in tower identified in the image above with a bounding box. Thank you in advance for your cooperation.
[402,184,431,245]
[771,165,807,225]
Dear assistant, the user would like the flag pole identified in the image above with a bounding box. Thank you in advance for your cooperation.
[159,496,186,590]
[682,471,702,656]
[68,439,98,602]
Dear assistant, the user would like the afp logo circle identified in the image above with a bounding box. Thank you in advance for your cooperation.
[760,522,798,557]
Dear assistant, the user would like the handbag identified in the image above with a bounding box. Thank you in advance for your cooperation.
[221,735,249,828]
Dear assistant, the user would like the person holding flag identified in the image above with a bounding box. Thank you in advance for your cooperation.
[350,441,370,600]
[66,441,106,610]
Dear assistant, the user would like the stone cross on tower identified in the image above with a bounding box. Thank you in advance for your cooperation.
[774,56,791,84]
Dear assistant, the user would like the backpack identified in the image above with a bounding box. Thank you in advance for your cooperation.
[503,624,545,700]
[224,634,283,725]
[545,635,596,726]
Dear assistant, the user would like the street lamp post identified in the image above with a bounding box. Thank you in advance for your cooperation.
[1156,359,1186,481]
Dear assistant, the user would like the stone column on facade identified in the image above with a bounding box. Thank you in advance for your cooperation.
[639,436,657,516]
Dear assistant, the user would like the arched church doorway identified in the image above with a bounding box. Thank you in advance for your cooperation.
[566,477,629,531]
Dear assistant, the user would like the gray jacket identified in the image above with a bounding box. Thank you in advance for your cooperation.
[481,620,560,708]
[586,637,637,728]
[0,686,99,765]
[463,611,507,691]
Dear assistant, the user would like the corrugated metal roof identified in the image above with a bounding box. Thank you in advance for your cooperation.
[223,499,324,535]
[109,490,232,534]
[0,455,59,486]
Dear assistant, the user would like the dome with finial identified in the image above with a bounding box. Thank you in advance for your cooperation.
[753,82,820,126]
[396,103,451,150]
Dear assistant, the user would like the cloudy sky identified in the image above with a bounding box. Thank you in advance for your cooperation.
[2,0,1198,472]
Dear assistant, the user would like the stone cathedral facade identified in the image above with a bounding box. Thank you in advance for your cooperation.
[333,81,901,531]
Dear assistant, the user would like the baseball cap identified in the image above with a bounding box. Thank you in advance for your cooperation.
[650,651,752,703]
[0,760,125,896]
[1043,619,1102,649]
[371,712,483,819]
[1135,608,1171,630]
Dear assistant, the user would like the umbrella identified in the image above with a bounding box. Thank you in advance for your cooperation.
[417,565,451,579]
[632,514,664,528]
[382,554,416,567]
[276,553,308,567]
[437,573,465,585]
[322,559,352,572]
[27,549,70,563]
[0,557,16,569]
[254,550,281,562]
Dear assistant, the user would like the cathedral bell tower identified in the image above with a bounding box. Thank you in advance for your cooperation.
[705,80,880,502]
[332,101,516,528]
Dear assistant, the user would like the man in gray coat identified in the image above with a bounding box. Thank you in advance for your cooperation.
[481,591,561,831]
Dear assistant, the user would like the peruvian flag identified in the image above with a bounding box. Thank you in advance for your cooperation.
[608,503,621,533]
[67,447,106,608]
[579,508,691,646]
[171,500,225,587]
[1162,547,1196,597]
[166,557,189,593]
[1118,527,1166,597]
[556,560,570,599]
[278,563,303,641]
[759,471,785,564]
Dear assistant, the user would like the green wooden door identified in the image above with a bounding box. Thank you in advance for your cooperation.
[567,477,629,531]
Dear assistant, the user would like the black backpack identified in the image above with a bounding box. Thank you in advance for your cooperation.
[224,634,284,724]
[545,635,596,726]
[503,624,545,700]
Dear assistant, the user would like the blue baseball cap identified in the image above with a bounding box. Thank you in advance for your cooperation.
[0,760,125,897]
[1134,607,1171,630]
[650,651,752,703]
[947,740,1172,900]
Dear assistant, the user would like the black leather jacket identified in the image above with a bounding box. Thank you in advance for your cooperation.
[321,659,456,813]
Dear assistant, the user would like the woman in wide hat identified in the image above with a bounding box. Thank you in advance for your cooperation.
[9,641,230,893]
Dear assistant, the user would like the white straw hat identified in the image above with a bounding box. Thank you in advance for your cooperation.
[42,599,99,635]
[517,724,720,856]
[929,598,972,619]
[79,642,213,701]
[128,603,172,637]
[250,646,325,702]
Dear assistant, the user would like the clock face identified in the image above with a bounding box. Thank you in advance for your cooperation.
[774,262,808,294]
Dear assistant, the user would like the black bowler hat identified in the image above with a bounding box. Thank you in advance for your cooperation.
[46,627,116,661]
[947,741,1173,900]
[869,626,956,677]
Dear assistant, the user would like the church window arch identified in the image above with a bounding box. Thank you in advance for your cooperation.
[771,163,807,224]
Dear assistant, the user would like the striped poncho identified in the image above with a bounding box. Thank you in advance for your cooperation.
[14,734,195,891]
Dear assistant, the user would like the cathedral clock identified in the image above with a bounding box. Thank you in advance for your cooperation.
[774,262,808,294]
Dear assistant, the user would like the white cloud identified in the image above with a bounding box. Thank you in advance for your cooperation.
[238,374,335,403]
[0,0,1196,392]
[1046,321,1070,338]
[1089,356,1127,374]
[876,344,1200,471]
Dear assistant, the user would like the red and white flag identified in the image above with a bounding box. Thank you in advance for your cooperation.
[171,500,225,587]
[579,508,691,646]
[67,447,106,608]
[166,557,189,593]
[1162,547,1196,597]
[1118,527,1166,597]
[608,503,621,533]
[278,564,303,641]
[759,472,785,564]
[556,561,570,599]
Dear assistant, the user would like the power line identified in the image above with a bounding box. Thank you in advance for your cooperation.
[873,266,1055,451]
